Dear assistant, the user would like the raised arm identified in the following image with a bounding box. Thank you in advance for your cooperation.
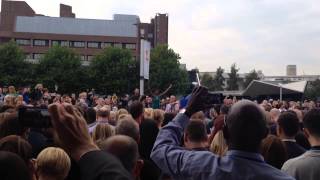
[159,84,173,97]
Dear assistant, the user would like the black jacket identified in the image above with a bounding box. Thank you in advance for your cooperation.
[284,141,306,160]
[78,150,132,180]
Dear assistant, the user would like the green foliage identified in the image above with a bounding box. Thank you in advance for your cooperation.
[201,73,215,91]
[305,79,320,100]
[227,63,239,90]
[89,47,138,94]
[244,69,260,88]
[0,41,34,86]
[213,67,225,91]
[36,46,87,93]
[149,45,189,95]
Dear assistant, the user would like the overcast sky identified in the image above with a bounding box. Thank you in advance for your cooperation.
[5,0,320,75]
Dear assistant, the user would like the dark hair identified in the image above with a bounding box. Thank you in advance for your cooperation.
[0,135,32,165]
[0,112,26,138]
[85,108,96,125]
[277,111,300,137]
[185,120,207,142]
[303,108,320,137]
[226,100,268,152]
[129,101,144,119]
[162,113,175,127]
[99,135,138,172]
[261,135,287,169]
[139,119,159,159]
[0,151,31,180]
[220,105,230,115]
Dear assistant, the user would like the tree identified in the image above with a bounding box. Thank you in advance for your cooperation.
[36,46,87,93]
[201,73,215,91]
[89,47,138,94]
[149,45,189,95]
[227,63,239,90]
[305,79,320,100]
[0,41,34,86]
[213,67,225,91]
[244,69,260,88]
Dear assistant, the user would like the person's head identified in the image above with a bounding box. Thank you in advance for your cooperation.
[144,108,154,120]
[96,106,110,121]
[0,151,31,180]
[184,120,208,150]
[134,88,140,96]
[109,111,117,126]
[190,111,205,121]
[84,107,96,125]
[115,115,140,142]
[128,101,144,124]
[162,113,175,127]
[8,86,16,94]
[0,135,32,165]
[220,105,230,115]
[277,111,300,139]
[169,95,176,103]
[270,108,280,123]
[36,147,71,180]
[210,130,228,156]
[0,112,27,139]
[260,135,287,169]
[116,108,129,121]
[302,108,320,146]
[79,92,87,99]
[92,123,114,143]
[139,119,159,158]
[153,109,164,128]
[35,84,43,91]
[224,100,268,152]
[98,135,143,178]
[209,107,218,119]
[4,95,15,106]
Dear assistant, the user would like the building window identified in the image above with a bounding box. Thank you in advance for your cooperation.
[114,43,122,48]
[80,55,86,61]
[52,40,60,46]
[88,42,100,48]
[87,55,94,61]
[70,41,85,48]
[16,39,31,46]
[102,42,113,48]
[33,53,44,59]
[34,39,48,46]
[125,44,136,50]
[61,41,69,47]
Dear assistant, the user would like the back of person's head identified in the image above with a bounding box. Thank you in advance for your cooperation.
[0,151,31,180]
[139,119,159,159]
[109,111,117,126]
[153,109,164,128]
[303,108,320,138]
[96,106,110,119]
[144,108,154,120]
[129,101,144,121]
[270,108,280,123]
[85,107,96,125]
[92,123,114,143]
[277,111,300,138]
[162,113,175,127]
[98,135,140,174]
[0,135,32,165]
[220,105,230,115]
[36,147,71,180]
[184,120,208,149]
[190,111,205,121]
[116,108,129,121]
[225,100,268,152]
[210,130,228,156]
[261,135,287,169]
[0,112,26,139]
[115,115,140,142]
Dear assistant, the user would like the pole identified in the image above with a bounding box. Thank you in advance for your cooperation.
[280,86,283,102]
[140,77,144,95]
[140,39,144,95]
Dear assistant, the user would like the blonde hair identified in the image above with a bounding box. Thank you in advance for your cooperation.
[144,108,154,120]
[36,147,71,180]
[210,130,228,156]
[92,123,114,143]
[116,108,129,121]
[153,109,164,127]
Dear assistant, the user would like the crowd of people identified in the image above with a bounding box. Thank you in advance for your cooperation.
[0,84,320,180]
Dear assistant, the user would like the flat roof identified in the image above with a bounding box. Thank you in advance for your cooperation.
[15,15,139,37]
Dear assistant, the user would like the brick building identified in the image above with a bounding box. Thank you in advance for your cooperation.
[0,0,168,63]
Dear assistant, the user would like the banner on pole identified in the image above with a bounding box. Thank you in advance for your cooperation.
[140,39,151,80]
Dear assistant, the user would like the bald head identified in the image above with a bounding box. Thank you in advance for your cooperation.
[99,135,138,172]
[226,100,268,152]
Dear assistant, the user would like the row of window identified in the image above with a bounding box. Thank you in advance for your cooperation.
[15,39,136,49]
[28,53,96,61]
